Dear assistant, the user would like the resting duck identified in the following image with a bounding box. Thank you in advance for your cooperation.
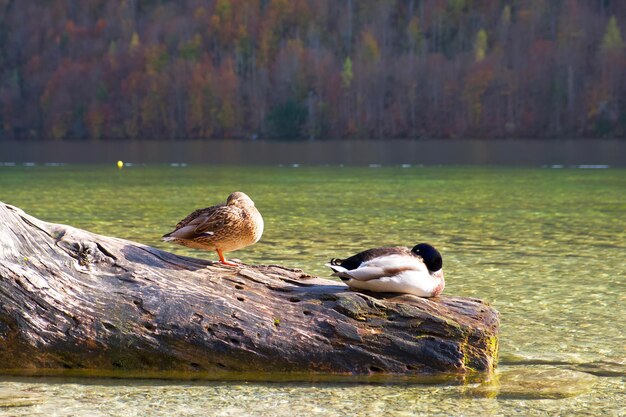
[326,243,445,297]
[162,192,264,266]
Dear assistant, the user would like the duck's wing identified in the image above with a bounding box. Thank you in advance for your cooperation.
[333,246,410,270]
[163,204,232,239]
[173,203,223,229]
[337,254,426,281]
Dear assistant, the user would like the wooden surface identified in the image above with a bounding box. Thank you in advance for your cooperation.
[0,202,499,379]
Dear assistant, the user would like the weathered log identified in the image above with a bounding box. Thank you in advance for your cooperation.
[0,202,499,380]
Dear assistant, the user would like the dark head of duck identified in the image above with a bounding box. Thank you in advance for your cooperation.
[411,243,443,272]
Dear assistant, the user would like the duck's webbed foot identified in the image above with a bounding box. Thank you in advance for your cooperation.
[216,249,240,267]
[219,260,239,267]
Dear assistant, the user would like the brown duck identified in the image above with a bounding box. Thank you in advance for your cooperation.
[162,192,264,266]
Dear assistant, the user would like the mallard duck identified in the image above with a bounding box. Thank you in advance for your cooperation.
[162,192,264,266]
[326,243,445,297]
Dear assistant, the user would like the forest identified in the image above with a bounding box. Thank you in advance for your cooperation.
[1,0,625,140]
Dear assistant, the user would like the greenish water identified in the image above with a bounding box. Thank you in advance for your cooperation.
[0,165,624,416]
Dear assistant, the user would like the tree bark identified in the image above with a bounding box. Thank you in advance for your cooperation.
[0,202,499,379]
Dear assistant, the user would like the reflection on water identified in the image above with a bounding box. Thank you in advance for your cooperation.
[1,138,625,166]
[0,165,624,416]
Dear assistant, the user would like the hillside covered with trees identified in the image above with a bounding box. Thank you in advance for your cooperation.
[1,0,625,140]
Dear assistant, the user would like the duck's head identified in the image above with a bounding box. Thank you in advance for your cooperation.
[411,243,443,272]
[227,191,255,207]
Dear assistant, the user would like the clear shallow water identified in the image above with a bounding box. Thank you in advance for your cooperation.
[0,165,624,416]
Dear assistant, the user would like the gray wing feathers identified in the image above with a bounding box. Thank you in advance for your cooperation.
[165,204,232,239]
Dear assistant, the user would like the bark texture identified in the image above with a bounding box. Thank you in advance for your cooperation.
[0,202,499,378]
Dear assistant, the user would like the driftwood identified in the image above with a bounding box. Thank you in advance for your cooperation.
[0,202,499,380]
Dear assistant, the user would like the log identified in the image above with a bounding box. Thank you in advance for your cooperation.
[0,202,499,380]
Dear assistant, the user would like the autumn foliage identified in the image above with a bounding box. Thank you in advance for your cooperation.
[1,0,625,140]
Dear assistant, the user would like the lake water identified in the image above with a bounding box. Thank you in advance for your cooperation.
[0,164,624,416]
[1,138,625,166]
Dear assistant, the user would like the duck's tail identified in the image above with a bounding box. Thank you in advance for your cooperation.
[324,262,351,281]
[162,229,178,241]
[162,226,213,241]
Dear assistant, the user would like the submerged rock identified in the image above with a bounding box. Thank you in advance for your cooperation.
[0,389,42,408]
[500,351,626,377]
[467,366,597,399]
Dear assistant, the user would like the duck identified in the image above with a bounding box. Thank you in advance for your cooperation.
[326,243,445,297]
[162,192,264,266]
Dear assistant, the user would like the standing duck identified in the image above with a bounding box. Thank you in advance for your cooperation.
[326,243,445,297]
[162,192,264,266]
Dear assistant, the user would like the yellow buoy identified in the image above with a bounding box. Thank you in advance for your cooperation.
[117,160,124,169]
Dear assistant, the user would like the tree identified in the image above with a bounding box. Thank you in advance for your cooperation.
[130,32,140,51]
[266,99,306,139]
[341,56,353,88]
[2,0,626,140]
[593,15,626,136]
[407,16,424,55]
[475,29,488,62]
[601,16,625,52]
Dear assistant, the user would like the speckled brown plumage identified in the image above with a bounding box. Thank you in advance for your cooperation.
[163,192,263,266]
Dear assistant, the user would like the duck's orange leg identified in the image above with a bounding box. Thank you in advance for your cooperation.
[216,249,238,267]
